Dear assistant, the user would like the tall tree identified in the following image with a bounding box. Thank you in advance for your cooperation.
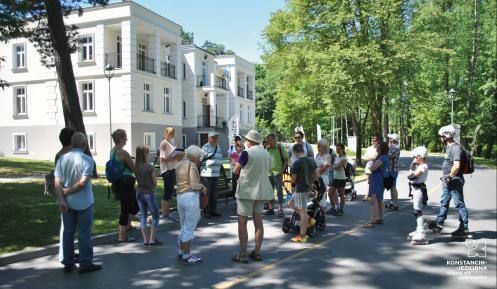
[181,29,194,45]
[201,40,235,55]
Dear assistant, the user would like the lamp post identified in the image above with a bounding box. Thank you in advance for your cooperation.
[104,64,115,151]
[449,88,456,124]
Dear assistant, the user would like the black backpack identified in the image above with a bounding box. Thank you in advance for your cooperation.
[460,146,475,174]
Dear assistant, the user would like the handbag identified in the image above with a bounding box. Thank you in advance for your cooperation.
[188,162,209,209]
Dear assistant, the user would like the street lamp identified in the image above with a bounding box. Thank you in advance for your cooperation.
[449,88,456,124]
[104,64,115,151]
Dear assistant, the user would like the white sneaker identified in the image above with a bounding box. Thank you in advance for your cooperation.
[182,255,202,265]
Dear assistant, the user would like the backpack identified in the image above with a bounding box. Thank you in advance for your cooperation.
[460,146,475,174]
[344,161,355,179]
[105,149,124,183]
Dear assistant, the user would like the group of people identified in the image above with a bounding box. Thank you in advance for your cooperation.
[52,123,470,273]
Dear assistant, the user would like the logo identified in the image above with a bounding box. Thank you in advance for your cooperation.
[466,239,486,258]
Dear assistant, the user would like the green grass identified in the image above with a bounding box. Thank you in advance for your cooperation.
[0,157,54,177]
[0,178,171,254]
[475,157,497,169]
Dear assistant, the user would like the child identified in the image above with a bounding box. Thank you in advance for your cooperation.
[407,146,429,245]
[135,145,161,247]
[288,143,319,243]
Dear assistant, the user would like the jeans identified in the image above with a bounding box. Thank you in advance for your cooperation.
[269,174,284,204]
[61,204,94,267]
[177,192,200,242]
[436,180,468,230]
[136,192,160,229]
[202,177,219,215]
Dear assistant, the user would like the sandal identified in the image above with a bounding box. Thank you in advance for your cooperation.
[117,236,135,243]
[374,219,384,225]
[231,252,248,264]
[363,222,375,228]
[249,250,262,261]
[277,210,284,217]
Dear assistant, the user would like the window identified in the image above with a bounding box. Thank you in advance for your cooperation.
[79,35,93,62]
[182,135,186,148]
[143,83,152,111]
[14,43,26,69]
[14,86,27,115]
[163,87,171,113]
[13,133,27,153]
[87,132,96,154]
[182,101,186,118]
[240,104,243,122]
[247,106,251,124]
[144,132,156,150]
[183,62,186,79]
[80,81,94,112]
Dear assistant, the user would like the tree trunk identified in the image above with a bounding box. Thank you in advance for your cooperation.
[483,136,494,159]
[383,95,389,138]
[351,109,363,166]
[466,0,478,119]
[44,0,86,134]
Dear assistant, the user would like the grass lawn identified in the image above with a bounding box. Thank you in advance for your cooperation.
[0,158,53,177]
[0,178,171,254]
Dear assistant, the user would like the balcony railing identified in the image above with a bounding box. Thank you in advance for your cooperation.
[237,86,244,97]
[105,53,122,69]
[197,115,226,128]
[137,54,155,74]
[247,90,253,100]
[160,62,176,79]
[214,76,229,90]
[196,75,211,87]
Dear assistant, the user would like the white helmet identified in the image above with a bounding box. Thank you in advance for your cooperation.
[438,125,455,138]
[387,133,400,142]
[411,146,428,159]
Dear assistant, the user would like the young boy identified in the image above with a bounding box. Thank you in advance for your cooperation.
[289,143,319,243]
[407,146,429,245]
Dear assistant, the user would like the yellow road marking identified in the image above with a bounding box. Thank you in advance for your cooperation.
[213,184,441,289]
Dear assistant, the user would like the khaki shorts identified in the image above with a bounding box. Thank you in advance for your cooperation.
[290,192,311,209]
[236,199,264,217]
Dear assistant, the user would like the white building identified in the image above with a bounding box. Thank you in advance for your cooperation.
[181,46,256,151]
[0,1,255,165]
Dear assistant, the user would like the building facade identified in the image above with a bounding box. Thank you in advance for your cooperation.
[0,1,255,165]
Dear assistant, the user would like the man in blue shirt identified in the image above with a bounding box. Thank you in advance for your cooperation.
[55,132,101,274]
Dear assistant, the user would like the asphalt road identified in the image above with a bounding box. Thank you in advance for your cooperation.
[0,154,495,289]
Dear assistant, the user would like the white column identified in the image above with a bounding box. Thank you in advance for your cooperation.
[209,91,216,127]
[121,20,135,73]
[95,24,105,70]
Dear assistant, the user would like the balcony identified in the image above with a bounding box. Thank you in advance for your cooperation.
[214,76,229,90]
[160,62,176,79]
[137,54,155,74]
[196,75,211,87]
[197,115,226,128]
[247,89,253,100]
[237,86,244,97]
[105,53,122,69]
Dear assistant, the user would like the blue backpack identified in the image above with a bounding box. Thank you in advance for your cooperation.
[105,149,124,183]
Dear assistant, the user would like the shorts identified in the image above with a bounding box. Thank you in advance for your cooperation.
[236,199,264,217]
[290,192,311,209]
[161,169,176,201]
[331,179,346,189]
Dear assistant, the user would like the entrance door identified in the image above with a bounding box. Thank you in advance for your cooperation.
[200,133,208,146]
[203,105,210,127]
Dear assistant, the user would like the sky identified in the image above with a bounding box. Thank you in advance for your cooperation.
[131,0,287,63]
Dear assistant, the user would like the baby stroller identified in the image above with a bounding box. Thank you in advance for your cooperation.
[282,178,327,237]
[344,158,357,201]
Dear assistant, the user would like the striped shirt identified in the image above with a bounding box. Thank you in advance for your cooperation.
[388,144,400,173]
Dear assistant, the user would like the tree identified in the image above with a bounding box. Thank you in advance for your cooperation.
[181,29,194,45]
[0,0,108,134]
[0,57,8,89]
[201,40,235,55]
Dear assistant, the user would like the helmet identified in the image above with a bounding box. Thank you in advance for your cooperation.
[387,133,400,142]
[411,146,428,159]
[438,125,455,138]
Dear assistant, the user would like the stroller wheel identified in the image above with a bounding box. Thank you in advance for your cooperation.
[282,218,291,233]
[307,223,317,237]
[345,193,352,202]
